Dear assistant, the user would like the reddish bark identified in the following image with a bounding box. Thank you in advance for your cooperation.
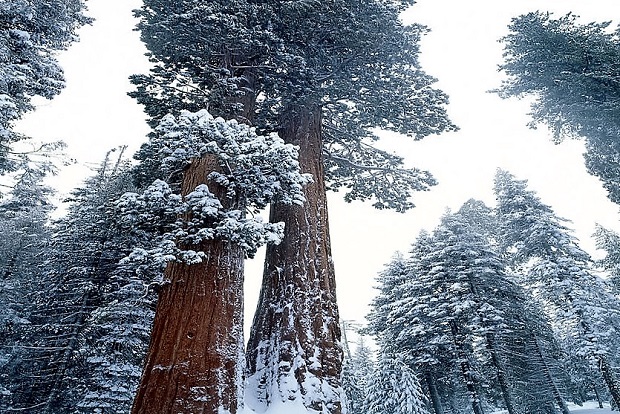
[132,157,245,414]
[246,105,343,413]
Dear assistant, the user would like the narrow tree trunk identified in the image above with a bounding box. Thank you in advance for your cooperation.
[486,334,516,414]
[425,370,444,414]
[592,380,604,409]
[449,322,484,414]
[246,105,343,413]
[598,355,620,408]
[132,157,245,414]
[533,335,570,414]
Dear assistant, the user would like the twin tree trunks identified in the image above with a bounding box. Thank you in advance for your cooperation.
[132,104,343,414]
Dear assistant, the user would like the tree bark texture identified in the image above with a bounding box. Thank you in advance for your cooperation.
[425,370,444,414]
[246,105,343,414]
[132,157,245,414]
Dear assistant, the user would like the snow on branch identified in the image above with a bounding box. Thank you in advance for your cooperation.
[118,109,311,269]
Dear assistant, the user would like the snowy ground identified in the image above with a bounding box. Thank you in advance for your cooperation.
[493,401,615,414]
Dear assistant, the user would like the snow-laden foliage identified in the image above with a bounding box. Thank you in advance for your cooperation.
[497,12,620,205]
[0,155,157,414]
[118,109,310,267]
[0,0,89,179]
[364,353,428,414]
[494,169,620,406]
[594,224,620,293]
[131,0,457,212]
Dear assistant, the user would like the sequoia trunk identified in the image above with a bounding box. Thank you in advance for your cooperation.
[246,105,343,413]
[132,157,245,414]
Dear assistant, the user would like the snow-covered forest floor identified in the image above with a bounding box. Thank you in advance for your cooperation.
[493,401,615,414]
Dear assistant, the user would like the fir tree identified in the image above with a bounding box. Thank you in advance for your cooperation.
[496,12,620,205]
[494,169,620,406]
[364,353,429,414]
[0,169,54,410]
[594,224,620,293]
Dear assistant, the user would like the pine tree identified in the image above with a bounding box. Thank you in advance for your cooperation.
[496,12,620,205]
[0,169,54,410]
[594,224,620,293]
[5,156,145,413]
[494,169,620,407]
[341,324,374,414]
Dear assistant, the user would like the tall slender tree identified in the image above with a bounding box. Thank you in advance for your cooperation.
[494,169,620,406]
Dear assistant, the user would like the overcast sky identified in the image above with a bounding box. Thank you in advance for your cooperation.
[16,0,620,333]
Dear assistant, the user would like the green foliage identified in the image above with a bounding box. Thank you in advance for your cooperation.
[497,12,620,204]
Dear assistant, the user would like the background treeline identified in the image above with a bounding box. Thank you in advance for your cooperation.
[343,169,620,414]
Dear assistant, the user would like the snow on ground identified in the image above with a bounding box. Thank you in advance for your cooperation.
[492,401,615,414]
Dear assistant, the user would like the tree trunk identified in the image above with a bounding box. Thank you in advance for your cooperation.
[598,355,620,408]
[246,105,343,413]
[132,157,245,414]
[533,335,570,414]
[486,334,516,414]
[450,322,484,414]
[425,370,444,414]
[592,380,604,409]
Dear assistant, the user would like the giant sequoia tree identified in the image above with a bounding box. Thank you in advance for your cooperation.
[497,12,620,205]
[125,111,308,414]
[131,2,456,412]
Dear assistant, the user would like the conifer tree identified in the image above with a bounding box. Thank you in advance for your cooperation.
[0,170,54,410]
[3,153,144,413]
[494,169,620,407]
[364,353,429,414]
[594,224,620,293]
[124,110,308,414]
[0,0,89,181]
[497,12,620,205]
[131,1,456,412]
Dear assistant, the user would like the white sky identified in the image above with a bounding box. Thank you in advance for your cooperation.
[15,0,620,333]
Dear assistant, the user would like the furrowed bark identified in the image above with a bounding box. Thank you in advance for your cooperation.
[246,105,343,413]
[132,157,245,414]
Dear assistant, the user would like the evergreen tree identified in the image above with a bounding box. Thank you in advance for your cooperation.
[0,169,54,409]
[494,169,620,407]
[594,224,620,293]
[3,153,152,413]
[496,12,620,205]
[125,110,308,414]
[0,0,89,181]
[341,334,374,414]
[364,353,429,414]
[131,1,456,412]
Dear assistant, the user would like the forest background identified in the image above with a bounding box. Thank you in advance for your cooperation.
[16,0,620,333]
